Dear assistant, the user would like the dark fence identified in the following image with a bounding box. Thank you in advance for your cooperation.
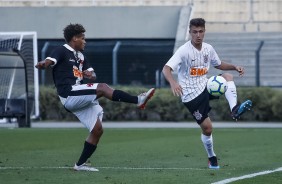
[39,37,282,88]
[38,39,174,86]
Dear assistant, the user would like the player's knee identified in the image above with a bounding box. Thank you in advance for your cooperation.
[96,124,103,136]
[221,73,233,81]
[92,119,103,135]
[97,83,111,93]
[97,127,104,137]
[201,124,213,135]
[91,126,103,138]
[203,128,212,136]
[97,83,107,91]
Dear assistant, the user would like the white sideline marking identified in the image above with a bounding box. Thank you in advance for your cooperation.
[212,167,282,184]
[0,166,207,171]
[98,166,206,170]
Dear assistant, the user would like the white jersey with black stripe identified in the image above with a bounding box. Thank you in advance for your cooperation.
[165,40,221,102]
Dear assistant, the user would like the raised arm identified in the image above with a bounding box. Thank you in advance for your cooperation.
[35,59,55,70]
[215,61,245,76]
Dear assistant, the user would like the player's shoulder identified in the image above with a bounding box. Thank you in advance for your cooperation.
[177,41,192,51]
[52,45,66,51]
[202,42,213,48]
[183,40,192,47]
[54,45,71,53]
[202,42,216,51]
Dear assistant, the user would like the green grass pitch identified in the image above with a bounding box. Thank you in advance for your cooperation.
[0,127,281,184]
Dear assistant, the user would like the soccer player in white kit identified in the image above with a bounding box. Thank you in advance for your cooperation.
[162,18,252,169]
[35,23,155,171]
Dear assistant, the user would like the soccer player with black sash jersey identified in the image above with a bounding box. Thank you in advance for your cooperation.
[35,23,155,171]
[162,18,252,169]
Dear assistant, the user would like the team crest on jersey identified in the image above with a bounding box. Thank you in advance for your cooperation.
[193,110,202,121]
[203,55,208,63]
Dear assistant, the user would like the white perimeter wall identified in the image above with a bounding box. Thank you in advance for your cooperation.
[0,7,181,39]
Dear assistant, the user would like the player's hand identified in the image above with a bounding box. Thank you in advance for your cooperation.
[235,65,244,76]
[170,82,183,97]
[83,70,92,78]
[35,61,46,69]
[83,70,96,80]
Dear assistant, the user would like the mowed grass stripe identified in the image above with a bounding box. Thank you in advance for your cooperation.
[0,128,282,184]
[0,166,207,170]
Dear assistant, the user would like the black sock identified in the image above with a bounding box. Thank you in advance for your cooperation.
[76,141,97,166]
[112,90,138,104]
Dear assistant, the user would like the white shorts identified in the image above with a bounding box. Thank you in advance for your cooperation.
[61,83,104,132]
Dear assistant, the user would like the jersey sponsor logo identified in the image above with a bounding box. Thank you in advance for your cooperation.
[73,66,83,79]
[190,67,208,76]
[193,110,202,121]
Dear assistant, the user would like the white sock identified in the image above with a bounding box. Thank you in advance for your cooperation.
[225,81,237,111]
[201,134,216,158]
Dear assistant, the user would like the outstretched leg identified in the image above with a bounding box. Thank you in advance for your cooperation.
[96,83,155,109]
[221,73,237,111]
[221,73,252,120]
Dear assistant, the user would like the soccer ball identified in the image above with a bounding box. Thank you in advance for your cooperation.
[206,76,228,96]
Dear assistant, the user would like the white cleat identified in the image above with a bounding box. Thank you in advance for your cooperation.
[73,163,99,172]
[137,88,155,109]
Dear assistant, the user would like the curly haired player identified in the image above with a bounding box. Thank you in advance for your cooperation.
[35,23,155,171]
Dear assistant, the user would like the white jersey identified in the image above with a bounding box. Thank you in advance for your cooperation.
[165,40,221,102]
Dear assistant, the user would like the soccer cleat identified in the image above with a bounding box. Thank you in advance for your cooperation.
[231,100,252,121]
[208,156,220,169]
[73,163,99,172]
[137,88,155,109]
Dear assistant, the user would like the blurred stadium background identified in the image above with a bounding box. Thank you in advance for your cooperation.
[1,0,281,87]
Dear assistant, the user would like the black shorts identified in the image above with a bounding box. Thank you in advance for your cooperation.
[183,88,219,125]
